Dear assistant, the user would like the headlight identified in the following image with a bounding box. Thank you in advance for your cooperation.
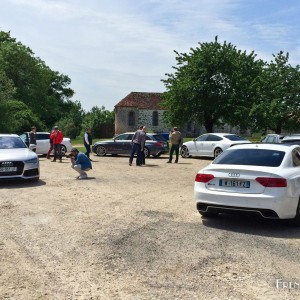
[25,158,38,164]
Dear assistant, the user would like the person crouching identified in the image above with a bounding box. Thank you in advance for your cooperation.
[69,148,92,179]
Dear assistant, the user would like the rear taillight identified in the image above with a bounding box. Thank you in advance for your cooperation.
[255,177,287,187]
[195,174,214,183]
[155,142,164,146]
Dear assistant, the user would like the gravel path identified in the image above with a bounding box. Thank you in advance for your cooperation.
[0,154,300,299]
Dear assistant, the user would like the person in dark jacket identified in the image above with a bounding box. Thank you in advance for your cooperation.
[29,126,37,152]
[84,128,93,160]
[129,126,146,166]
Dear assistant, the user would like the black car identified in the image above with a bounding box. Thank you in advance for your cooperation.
[92,132,169,157]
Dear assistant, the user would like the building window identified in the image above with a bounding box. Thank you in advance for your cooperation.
[128,111,135,126]
[152,111,158,126]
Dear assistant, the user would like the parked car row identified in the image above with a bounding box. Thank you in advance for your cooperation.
[2,131,300,226]
[19,132,72,156]
[92,132,169,158]
[260,133,300,145]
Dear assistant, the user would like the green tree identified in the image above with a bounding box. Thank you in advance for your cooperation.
[0,30,75,131]
[58,100,85,139]
[83,106,114,138]
[162,37,264,132]
[0,69,15,132]
[250,51,300,133]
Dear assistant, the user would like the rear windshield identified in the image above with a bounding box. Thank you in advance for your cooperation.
[281,140,300,145]
[0,136,27,149]
[213,149,285,167]
[152,134,167,141]
[224,135,247,141]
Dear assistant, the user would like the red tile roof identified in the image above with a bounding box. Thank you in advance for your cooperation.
[115,92,164,109]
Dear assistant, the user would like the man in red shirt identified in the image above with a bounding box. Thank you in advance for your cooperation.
[50,126,64,162]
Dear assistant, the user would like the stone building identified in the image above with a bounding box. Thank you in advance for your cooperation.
[114,92,170,134]
[114,91,247,137]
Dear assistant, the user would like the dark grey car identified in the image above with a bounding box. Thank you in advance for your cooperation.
[92,132,169,157]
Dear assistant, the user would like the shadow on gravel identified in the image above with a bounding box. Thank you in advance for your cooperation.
[202,213,300,239]
[0,179,46,189]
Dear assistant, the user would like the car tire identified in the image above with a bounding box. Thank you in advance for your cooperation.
[61,145,67,156]
[96,146,107,156]
[144,147,150,158]
[199,211,219,218]
[214,147,223,158]
[180,146,190,158]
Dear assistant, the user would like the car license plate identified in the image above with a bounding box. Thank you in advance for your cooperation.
[0,167,17,172]
[219,179,250,188]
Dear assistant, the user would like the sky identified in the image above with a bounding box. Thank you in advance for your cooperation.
[1,0,300,112]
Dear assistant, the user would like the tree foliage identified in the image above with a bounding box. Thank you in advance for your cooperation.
[0,30,75,133]
[162,37,264,132]
[250,51,300,133]
[83,106,114,138]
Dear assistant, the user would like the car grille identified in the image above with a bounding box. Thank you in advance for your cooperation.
[0,161,24,176]
[23,168,39,177]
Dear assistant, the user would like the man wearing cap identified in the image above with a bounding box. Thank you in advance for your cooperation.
[69,148,92,179]
[50,126,64,162]
[167,127,183,163]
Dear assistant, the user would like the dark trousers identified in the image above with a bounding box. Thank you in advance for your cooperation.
[85,144,91,158]
[47,143,53,159]
[169,144,180,162]
[129,143,143,165]
[53,144,62,160]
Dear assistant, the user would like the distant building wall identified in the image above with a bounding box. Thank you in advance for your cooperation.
[115,107,170,134]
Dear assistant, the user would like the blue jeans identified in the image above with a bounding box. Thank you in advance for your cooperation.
[169,144,180,162]
[129,143,143,165]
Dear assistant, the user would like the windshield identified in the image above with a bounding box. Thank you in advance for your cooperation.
[152,134,167,141]
[213,149,285,167]
[0,136,27,149]
[224,135,247,141]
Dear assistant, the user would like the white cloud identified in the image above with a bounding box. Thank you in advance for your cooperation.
[2,0,300,110]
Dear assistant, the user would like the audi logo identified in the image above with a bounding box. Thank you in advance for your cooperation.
[228,172,240,177]
[1,162,13,166]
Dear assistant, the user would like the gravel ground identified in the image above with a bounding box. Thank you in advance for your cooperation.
[0,154,300,300]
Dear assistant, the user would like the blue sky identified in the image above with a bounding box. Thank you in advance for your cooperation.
[1,0,300,111]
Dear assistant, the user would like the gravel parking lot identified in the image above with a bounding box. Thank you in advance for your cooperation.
[1,154,300,299]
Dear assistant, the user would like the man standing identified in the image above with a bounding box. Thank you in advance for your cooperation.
[84,127,93,160]
[50,126,64,162]
[70,148,92,179]
[129,126,146,166]
[29,126,37,152]
[167,127,182,163]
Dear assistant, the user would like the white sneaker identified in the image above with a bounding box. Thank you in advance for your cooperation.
[78,175,88,180]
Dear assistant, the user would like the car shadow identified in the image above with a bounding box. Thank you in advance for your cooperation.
[201,213,300,239]
[0,179,46,189]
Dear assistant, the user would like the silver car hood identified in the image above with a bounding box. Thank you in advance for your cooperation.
[0,149,38,161]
